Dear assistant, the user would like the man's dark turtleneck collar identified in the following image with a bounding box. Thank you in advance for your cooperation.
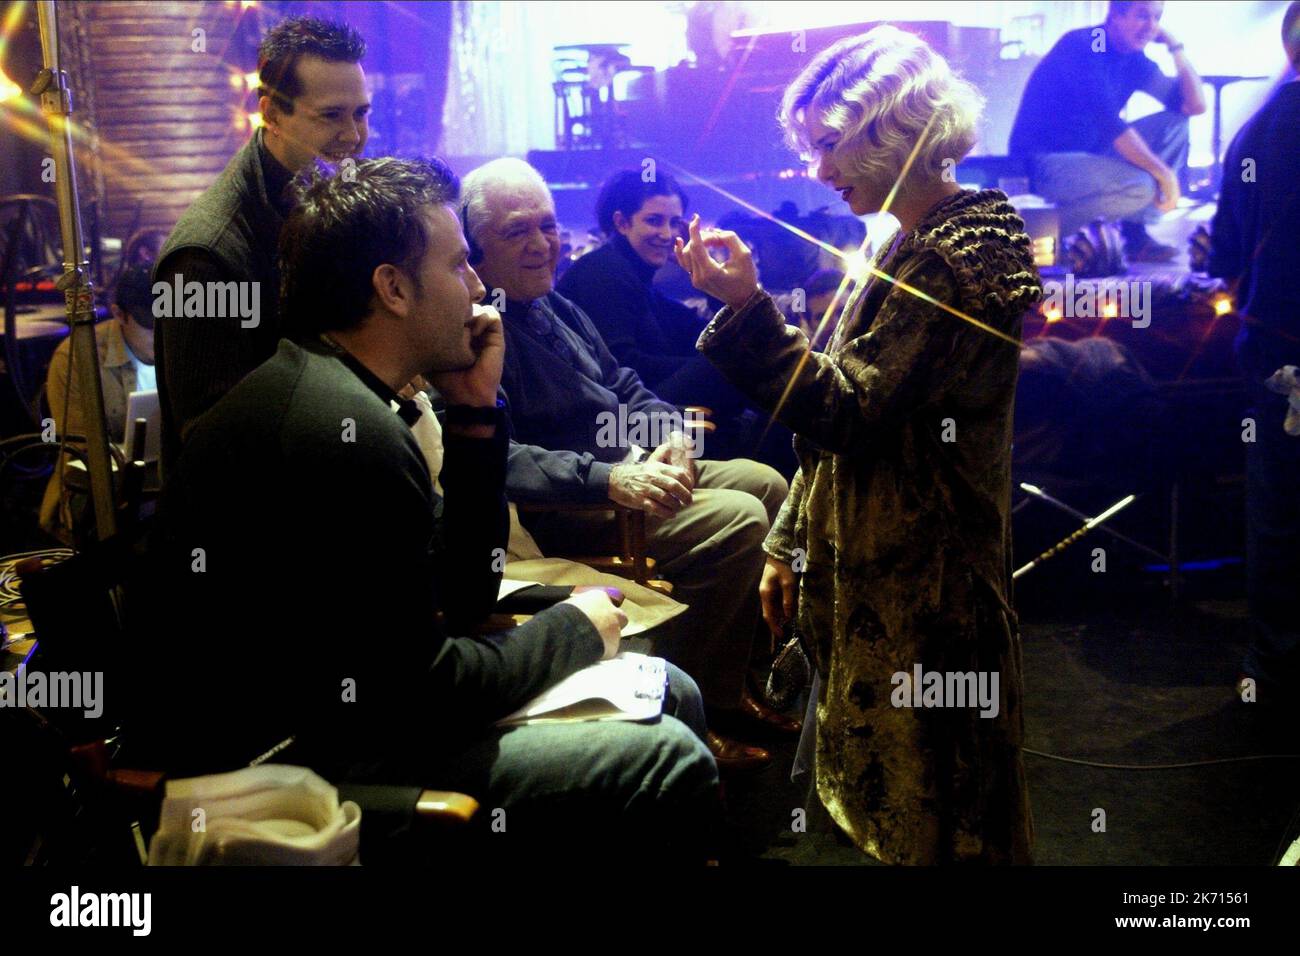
[610,233,658,287]
[312,336,421,427]
[255,129,297,218]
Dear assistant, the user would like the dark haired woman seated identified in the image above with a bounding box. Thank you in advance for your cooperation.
[557,170,794,475]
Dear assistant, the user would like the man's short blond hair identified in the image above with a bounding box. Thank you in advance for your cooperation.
[778,25,984,198]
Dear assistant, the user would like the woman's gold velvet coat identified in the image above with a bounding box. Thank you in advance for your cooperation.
[698,189,1041,864]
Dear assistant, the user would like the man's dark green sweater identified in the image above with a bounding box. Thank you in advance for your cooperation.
[153,129,296,474]
[147,339,604,782]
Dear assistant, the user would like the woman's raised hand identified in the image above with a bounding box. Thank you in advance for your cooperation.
[673,213,760,312]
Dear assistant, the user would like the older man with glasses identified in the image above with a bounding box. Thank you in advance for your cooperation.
[460,158,798,772]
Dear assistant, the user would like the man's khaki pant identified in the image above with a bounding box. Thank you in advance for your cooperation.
[530,458,788,709]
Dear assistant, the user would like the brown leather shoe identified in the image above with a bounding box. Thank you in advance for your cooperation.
[737,687,803,736]
[705,730,771,773]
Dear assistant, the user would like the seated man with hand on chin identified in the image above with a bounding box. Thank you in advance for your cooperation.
[460,158,798,772]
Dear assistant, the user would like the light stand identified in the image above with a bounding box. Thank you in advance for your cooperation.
[32,0,115,542]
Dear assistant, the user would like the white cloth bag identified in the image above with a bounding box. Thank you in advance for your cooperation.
[147,764,362,866]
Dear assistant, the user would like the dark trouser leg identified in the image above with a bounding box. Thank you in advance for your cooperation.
[745,417,798,481]
[653,352,751,421]
[655,356,799,477]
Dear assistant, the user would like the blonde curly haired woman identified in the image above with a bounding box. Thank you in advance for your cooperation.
[676,26,1041,864]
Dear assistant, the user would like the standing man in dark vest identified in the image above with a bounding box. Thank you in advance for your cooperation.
[1210,1,1300,705]
[153,16,369,472]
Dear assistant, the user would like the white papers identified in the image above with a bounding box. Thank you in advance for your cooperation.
[496,652,668,726]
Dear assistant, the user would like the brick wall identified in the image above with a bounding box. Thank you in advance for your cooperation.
[79,1,259,243]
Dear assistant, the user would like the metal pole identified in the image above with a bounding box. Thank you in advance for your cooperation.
[1019,483,1165,562]
[34,0,115,541]
[1013,495,1137,579]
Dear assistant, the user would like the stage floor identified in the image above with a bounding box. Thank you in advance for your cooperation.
[724,590,1298,866]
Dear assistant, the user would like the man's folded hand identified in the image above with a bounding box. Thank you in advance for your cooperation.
[608,460,694,519]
